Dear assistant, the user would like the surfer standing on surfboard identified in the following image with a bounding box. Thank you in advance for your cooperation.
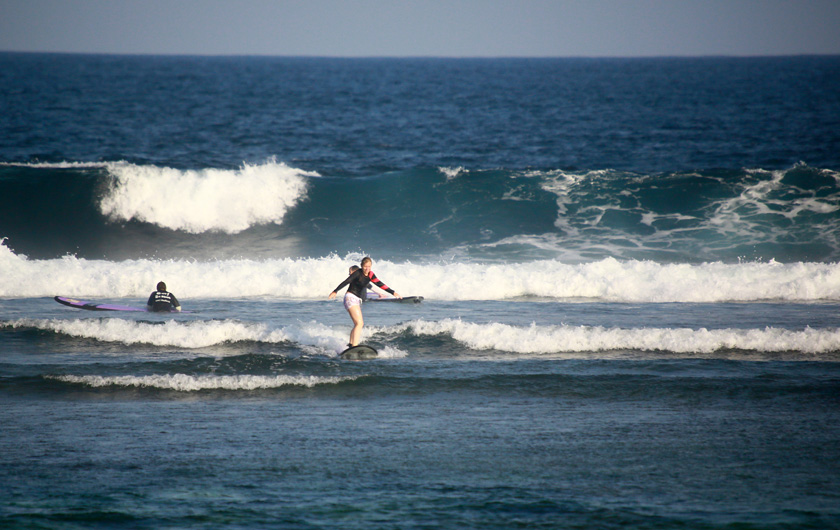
[147,281,181,312]
[329,257,401,347]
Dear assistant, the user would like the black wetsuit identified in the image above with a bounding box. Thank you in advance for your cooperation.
[147,290,180,312]
[332,269,394,299]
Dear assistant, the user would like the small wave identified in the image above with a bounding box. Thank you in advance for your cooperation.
[98,159,315,233]
[5,318,346,350]
[438,166,466,180]
[48,373,356,391]
[394,319,840,355]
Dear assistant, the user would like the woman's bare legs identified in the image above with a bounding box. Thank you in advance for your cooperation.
[348,304,364,346]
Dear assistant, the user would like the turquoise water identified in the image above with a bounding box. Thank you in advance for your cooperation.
[1,54,839,529]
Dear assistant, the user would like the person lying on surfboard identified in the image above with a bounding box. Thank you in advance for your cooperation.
[147,281,181,312]
[329,257,401,347]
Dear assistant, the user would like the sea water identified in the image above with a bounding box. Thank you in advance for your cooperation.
[1,54,839,529]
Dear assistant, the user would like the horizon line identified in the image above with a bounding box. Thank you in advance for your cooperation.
[2,49,839,60]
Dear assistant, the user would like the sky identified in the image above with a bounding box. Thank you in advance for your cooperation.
[1,0,839,58]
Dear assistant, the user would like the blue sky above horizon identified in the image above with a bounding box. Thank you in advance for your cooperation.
[2,0,839,58]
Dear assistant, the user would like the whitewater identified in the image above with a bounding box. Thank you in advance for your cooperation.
[5,316,839,359]
[3,239,839,302]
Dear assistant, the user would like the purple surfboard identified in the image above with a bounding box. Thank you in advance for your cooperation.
[54,296,187,313]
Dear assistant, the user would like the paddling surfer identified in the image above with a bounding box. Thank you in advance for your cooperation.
[147,281,181,312]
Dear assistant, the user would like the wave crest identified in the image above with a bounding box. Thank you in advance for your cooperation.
[397,319,840,356]
[2,240,840,302]
[49,373,356,391]
[5,318,345,350]
[98,159,314,233]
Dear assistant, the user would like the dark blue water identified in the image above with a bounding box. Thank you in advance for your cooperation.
[2,53,840,529]
[3,54,839,174]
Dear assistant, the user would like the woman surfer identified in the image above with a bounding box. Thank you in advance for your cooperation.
[329,257,401,347]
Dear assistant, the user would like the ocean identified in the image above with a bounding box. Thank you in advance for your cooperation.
[1,53,839,529]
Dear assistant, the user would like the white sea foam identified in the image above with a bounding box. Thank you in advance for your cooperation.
[714,168,840,226]
[537,170,586,233]
[6,317,346,351]
[49,373,355,391]
[395,319,840,355]
[98,159,315,233]
[6,316,406,359]
[530,167,840,263]
[2,240,839,302]
[374,344,410,359]
[0,161,110,169]
[438,166,466,180]
[11,315,838,357]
